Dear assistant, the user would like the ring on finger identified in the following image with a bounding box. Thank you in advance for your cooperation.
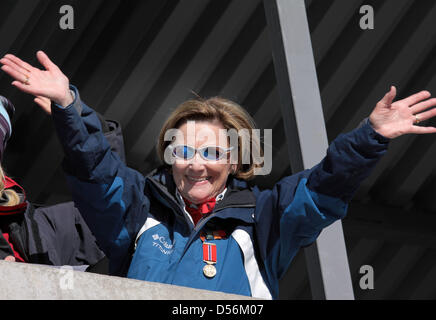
[22,74,30,85]
[414,114,421,125]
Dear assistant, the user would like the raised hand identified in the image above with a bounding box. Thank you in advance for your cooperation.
[0,51,73,107]
[369,86,436,139]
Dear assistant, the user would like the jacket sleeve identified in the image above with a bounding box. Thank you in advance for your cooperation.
[254,119,389,281]
[50,86,149,275]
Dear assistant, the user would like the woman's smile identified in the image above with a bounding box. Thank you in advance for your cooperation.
[185,175,211,184]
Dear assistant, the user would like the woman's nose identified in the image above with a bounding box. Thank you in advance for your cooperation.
[188,152,207,168]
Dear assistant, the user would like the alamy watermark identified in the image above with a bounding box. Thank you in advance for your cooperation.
[59,265,74,290]
[359,5,374,30]
[59,5,75,30]
[359,264,374,290]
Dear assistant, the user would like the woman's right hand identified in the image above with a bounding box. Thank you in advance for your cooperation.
[0,51,73,107]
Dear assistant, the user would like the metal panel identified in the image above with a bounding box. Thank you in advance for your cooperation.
[263,0,354,299]
[128,0,260,168]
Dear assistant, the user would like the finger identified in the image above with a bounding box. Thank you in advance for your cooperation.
[414,108,436,122]
[11,80,39,96]
[410,98,436,114]
[379,86,397,107]
[1,64,29,83]
[409,126,436,135]
[3,54,34,73]
[398,90,431,106]
[0,57,31,77]
[36,50,57,71]
[34,97,52,115]
[35,96,51,104]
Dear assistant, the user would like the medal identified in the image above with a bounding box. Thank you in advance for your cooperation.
[203,264,217,278]
[200,229,226,279]
[202,242,217,278]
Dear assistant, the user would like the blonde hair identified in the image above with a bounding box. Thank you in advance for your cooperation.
[0,166,20,206]
[157,97,263,180]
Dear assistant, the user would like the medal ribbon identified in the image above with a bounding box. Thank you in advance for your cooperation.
[202,242,217,264]
[200,229,226,263]
[200,228,226,277]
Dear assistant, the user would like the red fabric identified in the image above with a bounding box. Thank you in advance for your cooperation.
[4,176,22,190]
[0,176,27,262]
[2,233,24,262]
[202,242,217,262]
[183,197,216,226]
[0,176,27,216]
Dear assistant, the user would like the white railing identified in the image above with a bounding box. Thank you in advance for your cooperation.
[0,261,254,300]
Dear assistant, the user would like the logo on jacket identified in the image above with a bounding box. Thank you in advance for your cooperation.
[152,233,174,255]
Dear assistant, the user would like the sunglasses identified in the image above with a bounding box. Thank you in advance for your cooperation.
[169,145,234,161]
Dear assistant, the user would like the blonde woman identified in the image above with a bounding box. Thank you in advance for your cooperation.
[2,51,436,299]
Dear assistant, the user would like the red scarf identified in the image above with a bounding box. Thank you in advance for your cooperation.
[183,197,216,226]
[1,176,27,262]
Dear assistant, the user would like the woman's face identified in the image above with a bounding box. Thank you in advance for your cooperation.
[171,119,235,204]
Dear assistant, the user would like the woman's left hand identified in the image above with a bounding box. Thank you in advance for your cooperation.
[369,86,436,139]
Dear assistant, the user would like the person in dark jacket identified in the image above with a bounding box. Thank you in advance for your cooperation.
[0,94,124,271]
[2,51,436,299]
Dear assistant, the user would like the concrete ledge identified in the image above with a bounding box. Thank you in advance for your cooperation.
[0,261,254,300]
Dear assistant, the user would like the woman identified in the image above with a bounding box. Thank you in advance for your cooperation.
[1,51,436,299]
[0,93,123,271]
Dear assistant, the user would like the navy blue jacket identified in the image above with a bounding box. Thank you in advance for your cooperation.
[51,87,389,299]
